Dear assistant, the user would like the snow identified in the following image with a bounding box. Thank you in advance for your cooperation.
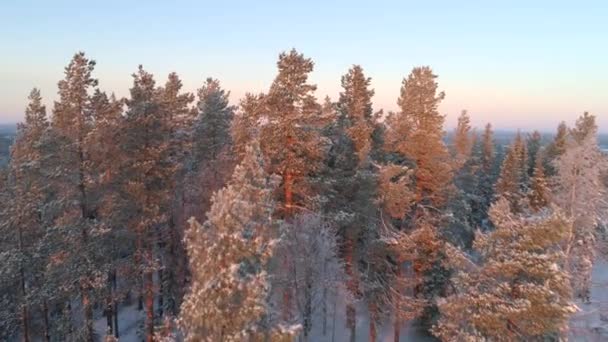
[570,255,608,341]
[94,304,143,342]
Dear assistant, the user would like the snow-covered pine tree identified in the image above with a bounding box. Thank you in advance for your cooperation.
[84,89,128,338]
[338,65,375,164]
[231,93,265,163]
[0,88,50,342]
[383,66,453,339]
[156,72,195,319]
[122,66,176,341]
[260,49,323,217]
[495,132,528,212]
[528,147,551,212]
[258,49,325,319]
[329,65,380,342]
[452,110,474,170]
[545,121,568,176]
[50,52,105,341]
[526,130,542,177]
[188,78,235,222]
[179,142,296,342]
[553,113,608,303]
[434,198,576,341]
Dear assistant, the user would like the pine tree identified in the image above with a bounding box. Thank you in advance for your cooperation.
[434,199,576,341]
[231,93,265,163]
[452,110,474,169]
[122,66,176,341]
[157,72,195,319]
[553,113,607,303]
[260,49,323,216]
[545,122,568,176]
[383,66,453,339]
[526,130,542,177]
[188,78,235,221]
[338,65,375,164]
[1,88,50,342]
[528,148,550,211]
[481,123,495,173]
[386,66,452,208]
[179,143,296,341]
[50,52,102,341]
[326,65,381,342]
[495,133,528,212]
[85,90,127,338]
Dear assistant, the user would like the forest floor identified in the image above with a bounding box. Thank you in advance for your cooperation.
[92,257,608,341]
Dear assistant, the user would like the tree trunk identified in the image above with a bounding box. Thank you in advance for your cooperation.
[82,285,94,342]
[393,316,400,342]
[369,302,377,342]
[110,268,119,338]
[322,286,327,336]
[344,238,357,342]
[42,300,50,342]
[18,227,29,342]
[105,270,114,335]
[145,267,155,341]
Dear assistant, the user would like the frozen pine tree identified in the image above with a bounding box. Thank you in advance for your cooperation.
[260,49,323,216]
[188,78,236,222]
[179,142,296,342]
[122,66,177,341]
[0,88,50,342]
[552,112,608,302]
[338,65,376,164]
[434,199,576,341]
[452,110,474,170]
[383,66,453,337]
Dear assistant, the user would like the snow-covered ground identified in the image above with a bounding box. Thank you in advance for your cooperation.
[94,304,143,341]
[96,257,608,341]
[570,255,608,341]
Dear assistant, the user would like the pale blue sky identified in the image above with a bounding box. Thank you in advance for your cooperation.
[1,0,607,132]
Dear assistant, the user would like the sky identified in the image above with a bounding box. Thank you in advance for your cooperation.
[1,0,607,132]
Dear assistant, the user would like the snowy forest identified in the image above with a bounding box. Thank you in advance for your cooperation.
[1,50,607,342]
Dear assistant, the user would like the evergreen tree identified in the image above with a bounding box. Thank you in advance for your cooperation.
[434,199,576,341]
[231,93,264,163]
[553,113,607,303]
[84,89,127,338]
[526,130,542,177]
[1,89,50,342]
[495,133,528,212]
[338,65,375,164]
[50,52,103,341]
[157,72,195,319]
[188,78,235,221]
[545,122,568,176]
[179,143,296,341]
[122,66,176,341]
[260,49,323,216]
[452,110,474,169]
[383,66,453,338]
[528,148,551,211]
